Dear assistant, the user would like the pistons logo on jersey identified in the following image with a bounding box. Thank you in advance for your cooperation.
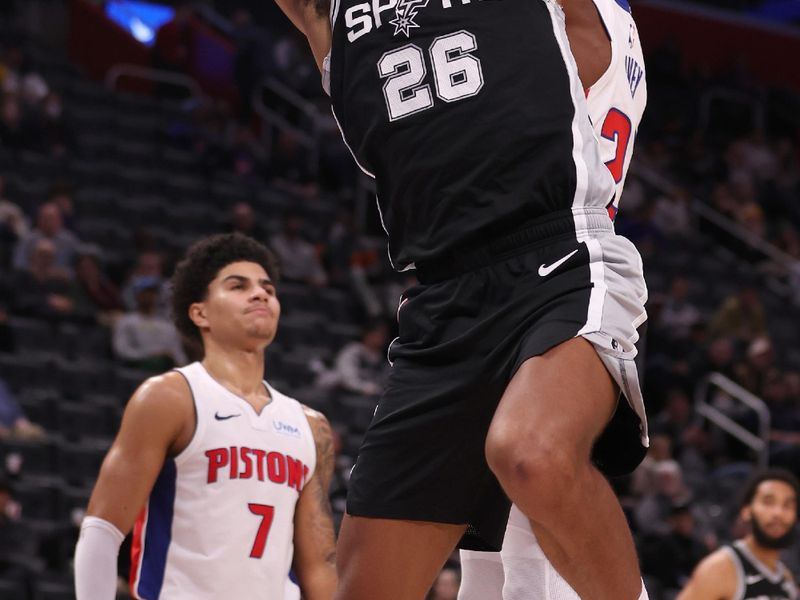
[205,446,310,492]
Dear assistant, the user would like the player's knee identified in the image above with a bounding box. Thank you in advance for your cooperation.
[485,432,578,506]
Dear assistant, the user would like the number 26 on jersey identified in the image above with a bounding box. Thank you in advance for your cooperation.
[379,30,484,121]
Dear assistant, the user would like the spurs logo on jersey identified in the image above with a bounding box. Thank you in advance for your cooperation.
[129,362,316,600]
[391,0,431,36]
[585,0,647,219]
[345,0,492,42]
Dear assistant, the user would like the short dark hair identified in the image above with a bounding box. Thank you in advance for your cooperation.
[171,233,279,348]
[740,468,800,509]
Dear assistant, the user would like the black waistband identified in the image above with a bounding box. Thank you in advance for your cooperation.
[414,209,611,283]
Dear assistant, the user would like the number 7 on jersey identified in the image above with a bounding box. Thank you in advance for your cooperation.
[248,503,275,558]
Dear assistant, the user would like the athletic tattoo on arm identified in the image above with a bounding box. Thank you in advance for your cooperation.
[304,407,337,566]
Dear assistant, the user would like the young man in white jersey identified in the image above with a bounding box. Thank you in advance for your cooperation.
[458,0,647,596]
[74,233,337,600]
[677,469,798,600]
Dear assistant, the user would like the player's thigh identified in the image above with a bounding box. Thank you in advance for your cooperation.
[334,515,466,600]
[488,336,618,463]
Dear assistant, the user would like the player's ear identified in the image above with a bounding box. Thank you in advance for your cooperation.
[189,302,209,330]
[740,505,752,523]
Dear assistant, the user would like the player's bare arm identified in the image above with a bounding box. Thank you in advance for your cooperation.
[274,0,332,71]
[561,0,612,89]
[85,372,194,533]
[676,549,738,600]
[293,406,338,600]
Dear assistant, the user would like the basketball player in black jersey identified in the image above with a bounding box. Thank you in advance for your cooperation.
[678,468,799,600]
[273,0,650,599]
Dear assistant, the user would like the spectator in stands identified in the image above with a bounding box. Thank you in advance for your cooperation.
[73,250,123,320]
[0,175,28,268]
[326,210,358,287]
[11,238,76,319]
[651,388,711,489]
[652,389,702,451]
[690,335,737,384]
[0,278,13,353]
[113,276,187,371]
[0,474,35,587]
[229,124,267,188]
[272,29,321,97]
[776,222,800,260]
[733,335,777,395]
[121,250,170,317]
[773,138,800,203]
[0,94,26,149]
[710,182,738,220]
[427,565,460,600]
[46,185,76,230]
[756,370,800,473]
[330,320,389,396]
[632,433,674,498]
[349,243,385,319]
[270,213,328,286]
[656,276,702,342]
[17,61,48,110]
[226,201,269,244]
[738,198,766,240]
[707,283,767,343]
[0,378,45,440]
[651,187,693,238]
[34,91,71,157]
[635,459,693,536]
[12,202,81,273]
[639,503,711,597]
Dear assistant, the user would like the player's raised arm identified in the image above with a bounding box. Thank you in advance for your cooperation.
[273,0,332,72]
[675,549,737,600]
[560,0,612,89]
[293,406,338,600]
[74,373,193,600]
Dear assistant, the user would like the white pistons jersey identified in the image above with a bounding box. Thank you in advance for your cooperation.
[129,362,316,600]
[586,0,647,218]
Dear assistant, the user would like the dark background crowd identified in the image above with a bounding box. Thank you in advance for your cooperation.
[0,0,799,598]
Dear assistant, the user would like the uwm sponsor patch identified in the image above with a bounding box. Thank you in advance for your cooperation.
[205,446,310,491]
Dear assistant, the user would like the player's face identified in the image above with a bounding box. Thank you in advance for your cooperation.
[196,261,280,349]
[743,480,797,550]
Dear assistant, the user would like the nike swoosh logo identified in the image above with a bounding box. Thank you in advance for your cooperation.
[745,575,764,585]
[538,249,579,277]
[214,412,241,421]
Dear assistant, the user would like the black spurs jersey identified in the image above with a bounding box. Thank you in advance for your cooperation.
[726,541,798,600]
[325,0,615,270]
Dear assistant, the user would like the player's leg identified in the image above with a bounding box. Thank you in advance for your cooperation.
[333,516,465,600]
[497,505,579,600]
[485,337,643,600]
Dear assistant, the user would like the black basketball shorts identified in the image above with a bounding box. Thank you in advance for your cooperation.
[346,208,649,551]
